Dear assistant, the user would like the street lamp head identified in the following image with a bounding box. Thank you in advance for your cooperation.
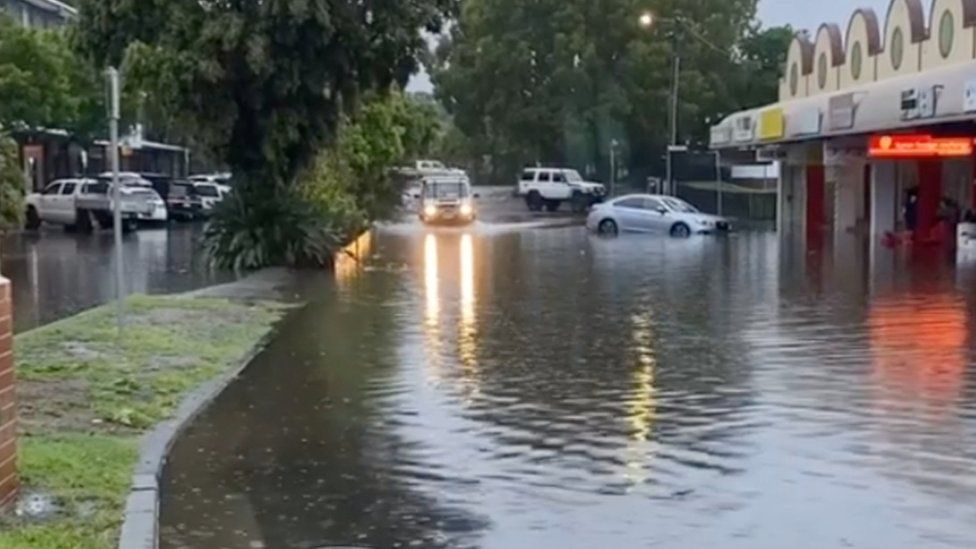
[638,12,654,29]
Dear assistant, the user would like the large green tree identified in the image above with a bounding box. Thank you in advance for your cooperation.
[432,0,771,185]
[0,15,102,138]
[734,25,794,111]
[73,0,454,267]
[74,0,453,189]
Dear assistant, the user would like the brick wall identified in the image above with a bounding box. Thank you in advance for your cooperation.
[0,277,17,509]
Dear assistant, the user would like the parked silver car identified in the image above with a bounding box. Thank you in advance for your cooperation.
[586,194,730,237]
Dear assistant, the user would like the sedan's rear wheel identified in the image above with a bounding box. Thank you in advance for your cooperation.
[670,222,691,238]
[598,219,619,236]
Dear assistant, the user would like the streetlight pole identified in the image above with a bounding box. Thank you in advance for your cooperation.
[640,11,727,198]
[667,33,680,197]
[610,139,618,197]
[715,150,723,216]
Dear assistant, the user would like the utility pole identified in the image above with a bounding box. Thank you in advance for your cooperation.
[715,150,724,216]
[107,67,125,334]
[666,32,680,196]
[610,139,618,198]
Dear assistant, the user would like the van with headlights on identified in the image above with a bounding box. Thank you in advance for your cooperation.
[418,175,477,226]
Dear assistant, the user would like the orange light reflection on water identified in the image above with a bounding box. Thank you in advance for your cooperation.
[869,294,968,409]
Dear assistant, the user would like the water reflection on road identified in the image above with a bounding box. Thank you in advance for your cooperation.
[161,223,976,548]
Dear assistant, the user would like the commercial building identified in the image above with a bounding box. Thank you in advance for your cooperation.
[711,0,976,249]
[0,0,76,28]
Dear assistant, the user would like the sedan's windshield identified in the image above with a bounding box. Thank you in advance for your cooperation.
[663,198,699,214]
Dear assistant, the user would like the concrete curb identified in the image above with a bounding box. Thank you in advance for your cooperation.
[116,329,274,549]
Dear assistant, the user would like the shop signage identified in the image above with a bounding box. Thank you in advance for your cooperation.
[868,134,973,158]
[710,125,733,147]
[965,78,976,112]
[758,108,785,140]
[828,93,860,130]
[756,146,787,162]
[900,85,943,120]
[789,108,821,137]
[732,115,755,142]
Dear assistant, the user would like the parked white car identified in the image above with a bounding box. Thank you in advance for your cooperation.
[518,167,606,213]
[191,182,226,212]
[586,194,731,237]
[24,179,160,232]
[397,160,465,180]
[190,173,232,196]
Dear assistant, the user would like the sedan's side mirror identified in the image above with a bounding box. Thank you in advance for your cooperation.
[412,193,421,199]
[657,208,668,215]
[473,193,481,199]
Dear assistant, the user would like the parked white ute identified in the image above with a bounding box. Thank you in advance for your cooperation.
[190,173,232,196]
[24,179,158,233]
[586,194,731,237]
[518,167,606,213]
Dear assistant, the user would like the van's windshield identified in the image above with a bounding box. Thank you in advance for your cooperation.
[424,181,469,199]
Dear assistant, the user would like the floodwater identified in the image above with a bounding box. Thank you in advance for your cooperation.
[160,219,976,548]
[0,225,237,332]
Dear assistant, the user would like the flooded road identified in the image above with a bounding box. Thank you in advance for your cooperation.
[0,225,237,332]
[161,220,976,548]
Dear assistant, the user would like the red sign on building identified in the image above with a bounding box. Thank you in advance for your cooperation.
[869,134,974,158]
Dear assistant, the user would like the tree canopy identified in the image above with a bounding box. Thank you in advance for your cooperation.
[0,15,102,139]
[432,0,789,184]
[74,0,456,189]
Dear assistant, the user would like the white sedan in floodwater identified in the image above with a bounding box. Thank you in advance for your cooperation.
[586,194,730,237]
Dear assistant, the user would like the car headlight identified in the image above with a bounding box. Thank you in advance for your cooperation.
[424,204,438,218]
[460,203,473,216]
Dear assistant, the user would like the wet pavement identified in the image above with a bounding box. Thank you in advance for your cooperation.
[159,209,976,548]
[1,224,238,333]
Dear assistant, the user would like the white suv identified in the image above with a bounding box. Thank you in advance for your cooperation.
[518,167,606,213]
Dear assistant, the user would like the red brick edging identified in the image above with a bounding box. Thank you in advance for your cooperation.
[0,277,18,509]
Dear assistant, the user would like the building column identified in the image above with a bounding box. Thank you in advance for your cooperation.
[917,160,943,240]
[806,164,826,238]
[777,163,804,233]
[833,163,864,237]
[0,277,17,510]
[870,161,898,236]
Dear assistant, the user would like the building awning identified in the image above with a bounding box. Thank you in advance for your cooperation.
[21,0,77,16]
[711,59,976,150]
[93,138,188,153]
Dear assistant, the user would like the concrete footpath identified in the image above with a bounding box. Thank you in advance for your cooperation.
[117,268,304,549]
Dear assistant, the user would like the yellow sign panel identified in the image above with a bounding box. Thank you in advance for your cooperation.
[758,108,785,140]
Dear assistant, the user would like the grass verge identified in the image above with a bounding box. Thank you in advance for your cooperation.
[0,295,283,548]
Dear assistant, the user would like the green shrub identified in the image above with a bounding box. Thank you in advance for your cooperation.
[202,186,338,270]
[0,136,25,233]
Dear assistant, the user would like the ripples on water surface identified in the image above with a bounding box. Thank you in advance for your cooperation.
[162,226,976,548]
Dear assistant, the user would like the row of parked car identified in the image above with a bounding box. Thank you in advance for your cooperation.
[24,172,232,232]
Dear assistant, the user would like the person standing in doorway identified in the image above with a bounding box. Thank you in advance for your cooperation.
[903,188,919,234]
